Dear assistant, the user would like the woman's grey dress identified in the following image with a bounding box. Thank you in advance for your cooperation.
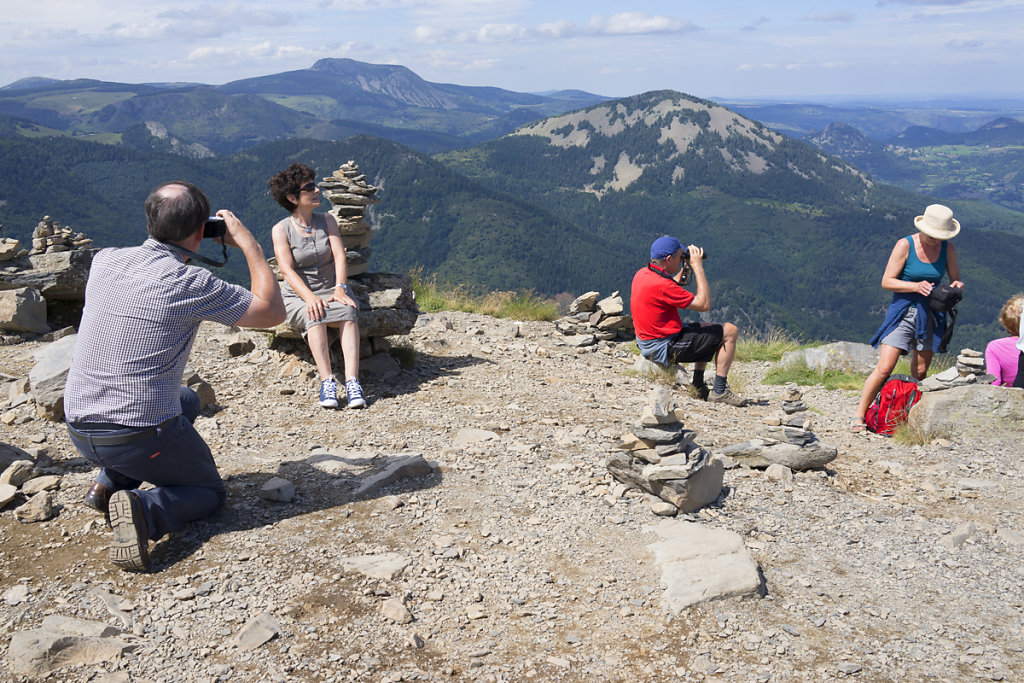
[276,213,357,332]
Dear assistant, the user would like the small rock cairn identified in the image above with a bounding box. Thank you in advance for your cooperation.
[719,384,837,471]
[553,291,634,348]
[920,348,994,390]
[320,161,379,276]
[30,216,92,255]
[607,386,724,515]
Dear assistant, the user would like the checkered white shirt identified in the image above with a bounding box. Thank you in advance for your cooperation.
[64,239,253,427]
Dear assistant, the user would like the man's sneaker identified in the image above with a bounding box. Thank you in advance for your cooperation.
[345,379,366,409]
[708,386,748,406]
[319,377,339,408]
[108,490,151,572]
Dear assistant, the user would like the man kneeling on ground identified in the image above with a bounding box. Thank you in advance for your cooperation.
[630,235,746,406]
[64,181,285,572]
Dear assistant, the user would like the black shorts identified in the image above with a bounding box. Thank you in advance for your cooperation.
[666,323,724,364]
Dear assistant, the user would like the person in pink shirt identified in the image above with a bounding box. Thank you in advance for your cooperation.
[985,294,1024,386]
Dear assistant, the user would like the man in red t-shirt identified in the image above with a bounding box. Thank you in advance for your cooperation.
[630,236,746,406]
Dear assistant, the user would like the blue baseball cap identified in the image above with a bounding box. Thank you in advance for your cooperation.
[650,236,683,260]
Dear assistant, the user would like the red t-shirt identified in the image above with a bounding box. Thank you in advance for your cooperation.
[630,264,695,340]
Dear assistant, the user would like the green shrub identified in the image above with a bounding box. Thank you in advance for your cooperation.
[389,342,419,369]
[735,328,806,363]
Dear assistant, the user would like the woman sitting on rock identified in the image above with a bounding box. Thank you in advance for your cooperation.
[851,204,964,432]
[268,163,365,409]
[985,294,1024,387]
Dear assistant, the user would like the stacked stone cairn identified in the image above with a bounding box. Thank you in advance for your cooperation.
[920,348,995,390]
[607,386,724,515]
[320,161,378,277]
[719,384,837,471]
[29,216,92,255]
[553,290,634,348]
[266,162,417,359]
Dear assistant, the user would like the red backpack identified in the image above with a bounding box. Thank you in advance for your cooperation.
[865,374,922,436]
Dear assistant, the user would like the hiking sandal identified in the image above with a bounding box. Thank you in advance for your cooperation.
[849,417,866,433]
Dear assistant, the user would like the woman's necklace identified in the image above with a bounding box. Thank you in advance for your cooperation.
[290,215,314,235]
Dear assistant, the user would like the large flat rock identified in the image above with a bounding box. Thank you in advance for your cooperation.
[779,341,879,374]
[909,384,1024,438]
[646,520,763,612]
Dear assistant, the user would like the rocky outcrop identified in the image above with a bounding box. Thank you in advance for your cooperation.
[909,383,1024,437]
[27,334,77,421]
[779,341,879,374]
[0,237,23,261]
[0,248,96,301]
[0,287,49,334]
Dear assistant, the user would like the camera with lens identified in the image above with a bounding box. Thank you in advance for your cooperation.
[203,217,226,239]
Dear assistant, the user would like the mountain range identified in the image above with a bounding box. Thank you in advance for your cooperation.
[2,60,1023,351]
[0,59,607,155]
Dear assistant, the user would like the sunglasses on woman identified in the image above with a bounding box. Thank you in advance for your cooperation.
[296,182,317,193]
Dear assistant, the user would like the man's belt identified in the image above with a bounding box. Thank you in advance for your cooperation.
[67,416,178,446]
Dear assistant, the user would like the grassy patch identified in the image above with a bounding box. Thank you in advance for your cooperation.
[735,328,807,363]
[410,268,559,321]
[892,420,953,446]
[763,358,865,390]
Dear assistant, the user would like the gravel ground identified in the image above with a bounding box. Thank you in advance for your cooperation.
[1,311,1022,682]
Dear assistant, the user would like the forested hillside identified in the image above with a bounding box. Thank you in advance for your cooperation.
[2,90,1023,351]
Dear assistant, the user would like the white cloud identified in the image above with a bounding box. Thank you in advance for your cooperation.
[537,20,575,39]
[588,13,697,36]
[104,3,287,42]
[407,26,452,44]
[405,12,699,46]
[457,23,529,43]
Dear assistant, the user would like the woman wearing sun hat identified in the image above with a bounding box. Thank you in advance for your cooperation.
[850,204,964,432]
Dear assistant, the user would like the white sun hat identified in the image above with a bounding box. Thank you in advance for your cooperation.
[914,204,960,240]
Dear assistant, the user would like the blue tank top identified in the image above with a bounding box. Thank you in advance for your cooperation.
[900,235,946,284]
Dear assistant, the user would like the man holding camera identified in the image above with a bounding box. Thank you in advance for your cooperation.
[630,235,746,406]
[64,181,285,572]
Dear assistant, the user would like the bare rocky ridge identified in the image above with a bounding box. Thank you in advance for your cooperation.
[1,311,1023,681]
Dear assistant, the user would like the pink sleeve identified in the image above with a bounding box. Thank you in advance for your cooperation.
[985,342,1003,385]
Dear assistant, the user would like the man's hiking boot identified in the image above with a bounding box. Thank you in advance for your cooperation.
[691,383,710,401]
[708,386,748,407]
[108,490,151,572]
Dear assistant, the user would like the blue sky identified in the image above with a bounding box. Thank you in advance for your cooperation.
[2,0,1022,100]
